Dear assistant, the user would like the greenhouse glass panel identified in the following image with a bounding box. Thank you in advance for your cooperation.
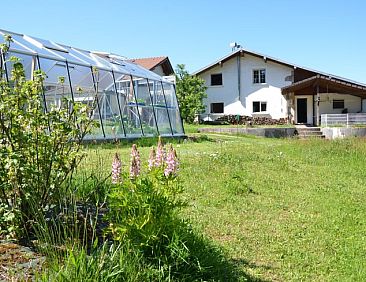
[71,49,112,71]
[41,47,89,67]
[162,82,184,135]
[134,78,158,136]
[4,52,35,80]
[114,74,143,137]
[39,57,73,112]
[0,31,36,55]
[110,58,161,82]
[94,69,125,139]
[68,63,104,139]
[152,81,172,135]
[5,32,63,60]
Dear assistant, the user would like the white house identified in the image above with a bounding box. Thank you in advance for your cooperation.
[193,48,366,125]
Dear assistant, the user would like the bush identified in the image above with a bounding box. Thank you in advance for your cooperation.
[0,35,95,239]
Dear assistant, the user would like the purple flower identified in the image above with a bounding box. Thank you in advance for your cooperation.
[148,147,156,171]
[155,136,165,167]
[164,145,179,177]
[130,144,141,178]
[112,153,122,184]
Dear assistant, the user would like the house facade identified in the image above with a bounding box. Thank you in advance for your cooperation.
[194,49,366,125]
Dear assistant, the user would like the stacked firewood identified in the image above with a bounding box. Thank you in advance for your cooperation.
[215,115,288,125]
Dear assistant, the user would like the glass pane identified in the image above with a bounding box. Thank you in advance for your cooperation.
[0,31,36,55]
[114,73,143,137]
[261,102,267,112]
[260,69,266,83]
[26,35,68,52]
[253,70,259,84]
[152,81,172,135]
[110,57,161,81]
[94,70,125,139]
[39,57,72,112]
[253,101,260,112]
[5,52,35,80]
[134,78,158,136]
[13,33,64,60]
[46,48,89,67]
[73,48,112,71]
[68,64,104,139]
[162,82,184,134]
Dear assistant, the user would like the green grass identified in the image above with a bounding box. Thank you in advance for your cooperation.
[81,135,366,281]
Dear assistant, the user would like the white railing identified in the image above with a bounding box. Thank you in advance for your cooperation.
[321,113,366,127]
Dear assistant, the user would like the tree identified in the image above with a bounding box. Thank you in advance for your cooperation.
[175,64,207,124]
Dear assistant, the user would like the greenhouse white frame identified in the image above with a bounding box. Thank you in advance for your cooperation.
[0,29,185,140]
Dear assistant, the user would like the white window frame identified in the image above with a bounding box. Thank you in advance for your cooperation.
[210,73,223,86]
[253,69,266,84]
[210,102,224,114]
[252,101,267,113]
[333,99,344,109]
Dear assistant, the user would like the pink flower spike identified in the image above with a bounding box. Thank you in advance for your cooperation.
[148,147,156,171]
[111,153,122,184]
[164,145,179,177]
[155,137,165,167]
[130,144,141,178]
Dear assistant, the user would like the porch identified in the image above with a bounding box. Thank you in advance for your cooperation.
[282,75,366,126]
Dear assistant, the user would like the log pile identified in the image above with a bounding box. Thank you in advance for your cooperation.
[214,115,288,126]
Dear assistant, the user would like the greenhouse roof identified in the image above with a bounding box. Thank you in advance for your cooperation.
[0,28,165,82]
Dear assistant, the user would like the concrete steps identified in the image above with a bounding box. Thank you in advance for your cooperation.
[295,127,325,139]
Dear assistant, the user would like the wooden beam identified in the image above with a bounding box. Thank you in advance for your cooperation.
[316,84,320,126]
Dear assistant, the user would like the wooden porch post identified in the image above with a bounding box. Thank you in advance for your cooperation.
[316,84,320,126]
[312,94,315,125]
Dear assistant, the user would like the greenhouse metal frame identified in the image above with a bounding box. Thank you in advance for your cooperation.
[0,29,185,140]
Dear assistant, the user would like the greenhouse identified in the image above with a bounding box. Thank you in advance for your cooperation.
[0,29,185,139]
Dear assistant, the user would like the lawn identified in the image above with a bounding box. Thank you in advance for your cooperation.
[82,134,366,281]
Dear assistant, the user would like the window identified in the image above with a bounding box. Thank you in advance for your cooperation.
[253,101,267,113]
[210,102,224,113]
[333,99,344,109]
[253,69,266,84]
[210,73,223,86]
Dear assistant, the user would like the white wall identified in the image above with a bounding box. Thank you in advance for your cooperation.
[293,93,361,124]
[151,65,165,76]
[199,54,292,119]
[318,93,361,115]
[200,58,243,115]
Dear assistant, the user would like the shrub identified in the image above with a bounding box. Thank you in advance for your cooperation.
[0,35,95,239]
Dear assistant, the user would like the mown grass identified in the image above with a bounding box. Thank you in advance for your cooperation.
[81,135,366,281]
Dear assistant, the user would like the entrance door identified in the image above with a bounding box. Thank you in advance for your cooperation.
[297,98,307,123]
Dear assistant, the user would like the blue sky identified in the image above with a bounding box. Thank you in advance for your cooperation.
[2,0,366,82]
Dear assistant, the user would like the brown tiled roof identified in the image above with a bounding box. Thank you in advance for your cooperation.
[127,56,174,75]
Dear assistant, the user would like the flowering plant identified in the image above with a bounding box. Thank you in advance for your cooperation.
[107,138,183,256]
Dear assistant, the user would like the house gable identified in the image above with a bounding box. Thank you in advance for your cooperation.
[197,52,292,119]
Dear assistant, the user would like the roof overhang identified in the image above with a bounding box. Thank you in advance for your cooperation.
[282,75,366,98]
